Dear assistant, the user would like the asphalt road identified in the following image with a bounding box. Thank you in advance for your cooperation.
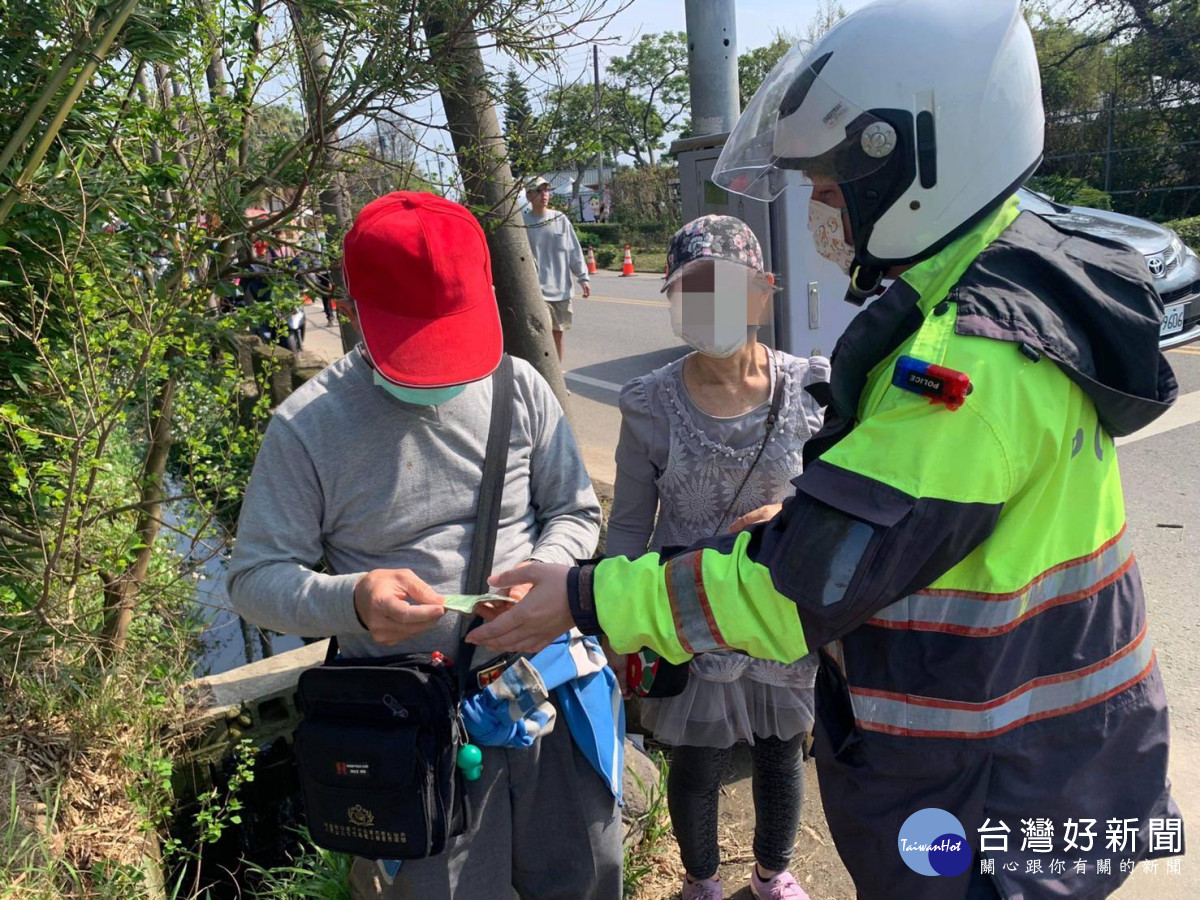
[559,271,685,484]
[303,275,1200,893]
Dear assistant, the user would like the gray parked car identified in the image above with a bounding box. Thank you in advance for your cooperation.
[1017,188,1200,349]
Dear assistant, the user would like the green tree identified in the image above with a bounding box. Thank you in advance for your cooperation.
[1032,0,1200,219]
[605,32,689,166]
[503,65,537,177]
[738,36,792,109]
[540,83,618,199]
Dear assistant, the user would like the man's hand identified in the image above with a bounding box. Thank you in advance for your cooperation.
[728,503,782,533]
[601,639,630,698]
[353,568,445,645]
[474,579,531,622]
[465,562,574,653]
[581,282,591,299]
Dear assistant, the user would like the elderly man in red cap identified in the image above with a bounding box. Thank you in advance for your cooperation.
[228,192,621,898]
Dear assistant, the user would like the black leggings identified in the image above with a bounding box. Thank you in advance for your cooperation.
[667,735,805,880]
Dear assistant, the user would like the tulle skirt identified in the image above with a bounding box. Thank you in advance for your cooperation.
[641,651,818,749]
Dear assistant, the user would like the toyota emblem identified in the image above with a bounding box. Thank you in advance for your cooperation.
[1147,256,1166,277]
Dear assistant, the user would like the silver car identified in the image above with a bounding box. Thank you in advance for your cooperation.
[1017,189,1200,349]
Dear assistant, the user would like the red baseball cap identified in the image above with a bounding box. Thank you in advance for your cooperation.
[343,192,503,387]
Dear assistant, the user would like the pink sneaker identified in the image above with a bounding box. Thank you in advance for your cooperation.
[750,869,811,900]
[681,874,723,900]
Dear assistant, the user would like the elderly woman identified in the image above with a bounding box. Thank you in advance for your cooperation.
[606,216,828,900]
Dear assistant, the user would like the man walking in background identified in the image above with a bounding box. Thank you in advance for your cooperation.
[522,176,590,362]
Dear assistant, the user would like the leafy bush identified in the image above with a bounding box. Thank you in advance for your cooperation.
[1025,175,1114,211]
[577,223,622,245]
[593,245,620,269]
[1165,216,1200,250]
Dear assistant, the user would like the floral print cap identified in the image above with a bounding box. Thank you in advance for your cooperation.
[662,214,766,292]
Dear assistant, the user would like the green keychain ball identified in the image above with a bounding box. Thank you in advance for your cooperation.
[457,743,483,781]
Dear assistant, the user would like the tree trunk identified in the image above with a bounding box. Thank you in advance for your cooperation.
[423,8,569,409]
[291,8,360,354]
[99,373,176,662]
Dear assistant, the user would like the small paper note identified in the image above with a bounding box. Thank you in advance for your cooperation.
[441,593,516,615]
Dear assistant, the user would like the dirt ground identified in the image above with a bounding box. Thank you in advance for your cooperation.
[632,746,856,900]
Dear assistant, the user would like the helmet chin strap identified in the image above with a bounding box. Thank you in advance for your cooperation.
[845,261,884,306]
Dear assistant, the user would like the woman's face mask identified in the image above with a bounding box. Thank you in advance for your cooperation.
[667,259,770,358]
[373,370,467,405]
[807,198,855,275]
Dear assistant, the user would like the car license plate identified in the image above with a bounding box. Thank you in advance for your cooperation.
[1161,303,1186,336]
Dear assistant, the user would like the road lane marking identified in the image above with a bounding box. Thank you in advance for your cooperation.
[1168,346,1200,355]
[565,371,625,393]
[1117,389,1200,446]
[587,295,669,308]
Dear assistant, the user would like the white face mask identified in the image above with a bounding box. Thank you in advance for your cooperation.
[668,260,760,358]
[807,198,855,275]
[671,313,748,358]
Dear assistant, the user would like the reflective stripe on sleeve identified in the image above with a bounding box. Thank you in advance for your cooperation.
[665,551,725,654]
[849,622,1156,739]
[867,527,1133,636]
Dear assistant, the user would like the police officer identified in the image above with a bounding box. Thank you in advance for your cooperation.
[471,1,1184,897]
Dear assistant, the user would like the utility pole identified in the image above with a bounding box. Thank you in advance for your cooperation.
[684,0,740,135]
[424,5,570,409]
[593,44,604,220]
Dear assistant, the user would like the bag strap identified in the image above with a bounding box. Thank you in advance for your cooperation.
[325,355,515,667]
[715,348,785,533]
[465,353,514,594]
[455,354,514,692]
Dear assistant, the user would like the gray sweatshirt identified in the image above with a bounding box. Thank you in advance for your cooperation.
[522,209,589,302]
[227,348,601,660]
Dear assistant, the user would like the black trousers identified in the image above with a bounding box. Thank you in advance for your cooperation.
[667,735,805,880]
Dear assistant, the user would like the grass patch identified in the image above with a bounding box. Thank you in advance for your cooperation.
[241,829,353,899]
[602,249,668,277]
[623,750,673,897]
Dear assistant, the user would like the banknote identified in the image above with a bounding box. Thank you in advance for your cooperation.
[440,592,517,615]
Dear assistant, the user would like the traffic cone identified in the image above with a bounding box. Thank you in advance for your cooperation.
[621,244,635,277]
[586,247,597,274]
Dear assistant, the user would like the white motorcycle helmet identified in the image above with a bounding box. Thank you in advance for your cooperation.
[713,0,1045,303]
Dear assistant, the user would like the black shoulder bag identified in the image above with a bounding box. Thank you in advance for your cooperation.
[627,350,784,699]
[293,354,513,860]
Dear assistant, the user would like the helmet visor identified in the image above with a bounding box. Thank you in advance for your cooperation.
[713,43,895,201]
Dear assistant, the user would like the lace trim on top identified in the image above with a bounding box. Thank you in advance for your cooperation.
[659,352,802,461]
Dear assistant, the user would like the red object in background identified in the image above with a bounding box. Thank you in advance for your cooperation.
[621,244,635,276]
[626,654,644,692]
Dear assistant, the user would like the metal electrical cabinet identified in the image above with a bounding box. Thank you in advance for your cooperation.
[672,133,860,359]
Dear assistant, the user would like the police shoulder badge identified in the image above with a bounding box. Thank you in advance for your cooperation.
[892,355,972,411]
